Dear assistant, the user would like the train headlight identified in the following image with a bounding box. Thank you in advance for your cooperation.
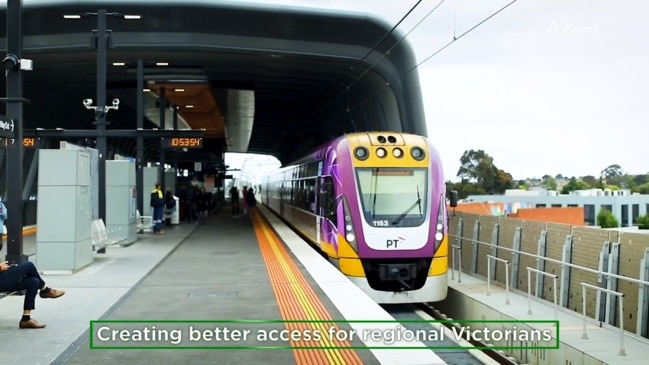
[376,147,387,158]
[341,195,358,252]
[354,147,369,160]
[392,148,403,158]
[434,194,446,252]
[410,146,425,161]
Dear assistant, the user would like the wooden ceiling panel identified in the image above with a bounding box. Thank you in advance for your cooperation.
[148,83,224,137]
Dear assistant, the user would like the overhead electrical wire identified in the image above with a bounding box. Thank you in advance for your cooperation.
[346,0,446,91]
[343,0,520,112]
[408,0,520,73]
[349,0,424,74]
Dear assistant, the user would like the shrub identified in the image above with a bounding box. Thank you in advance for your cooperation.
[597,208,618,228]
[637,215,649,229]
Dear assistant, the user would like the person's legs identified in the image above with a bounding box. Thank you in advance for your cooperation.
[154,206,164,233]
[0,261,44,292]
[6,263,65,329]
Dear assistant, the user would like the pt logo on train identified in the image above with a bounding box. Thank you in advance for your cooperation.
[386,237,405,248]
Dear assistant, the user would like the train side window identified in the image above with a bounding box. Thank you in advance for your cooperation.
[305,178,316,212]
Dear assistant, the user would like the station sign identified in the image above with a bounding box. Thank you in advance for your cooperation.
[0,115,15,138]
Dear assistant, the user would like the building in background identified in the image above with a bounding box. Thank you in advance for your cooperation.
[465,189,649,227]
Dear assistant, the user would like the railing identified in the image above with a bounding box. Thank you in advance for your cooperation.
[448,233,649,293]
[449,231,647,355]
[486,255,510,305]
[451,244,462,283]
[581,283,626,356]
[526,267,558,320]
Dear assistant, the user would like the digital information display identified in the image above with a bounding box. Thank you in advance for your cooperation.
[23,137,36,147]
[162,137,203,149]
[2,137,37,147]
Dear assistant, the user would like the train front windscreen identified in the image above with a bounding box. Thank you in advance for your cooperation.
[355,168,429,227]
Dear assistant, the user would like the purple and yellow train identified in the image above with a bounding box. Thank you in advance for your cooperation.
[263,132,457,304]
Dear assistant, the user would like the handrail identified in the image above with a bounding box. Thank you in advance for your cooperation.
[486,255,510,305]
[448,231,649,341]
[581,282,626,356]
[448,233,649,288]
[451,244,462,283]
[527,267,558,321]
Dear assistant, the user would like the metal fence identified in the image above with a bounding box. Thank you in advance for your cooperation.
[448,212,649,340]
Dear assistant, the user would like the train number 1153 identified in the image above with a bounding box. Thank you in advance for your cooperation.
[372,220,389,227]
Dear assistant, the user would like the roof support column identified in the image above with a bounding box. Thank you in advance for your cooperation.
[172,105,178,173]
[94,9,108,228]
[4,0,27,263]
[158,87,166,193]
[136,59,144,215]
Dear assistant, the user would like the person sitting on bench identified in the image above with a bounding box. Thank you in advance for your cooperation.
[0,260,65,329]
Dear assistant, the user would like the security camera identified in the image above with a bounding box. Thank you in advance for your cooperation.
[3,54,19,71]
[112,98,120,106]
[83,98,93,107]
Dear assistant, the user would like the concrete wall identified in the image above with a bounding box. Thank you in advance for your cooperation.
[449,212,649,335]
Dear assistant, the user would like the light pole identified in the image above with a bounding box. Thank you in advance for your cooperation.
[64,10,140,224]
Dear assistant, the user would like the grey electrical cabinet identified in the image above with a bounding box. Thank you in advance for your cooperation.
[36,149,93,272]
[164,169,176,196]
[106,160,137,245]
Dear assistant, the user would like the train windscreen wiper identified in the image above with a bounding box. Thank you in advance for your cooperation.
[371,168,379,219]
[392,186,421,225]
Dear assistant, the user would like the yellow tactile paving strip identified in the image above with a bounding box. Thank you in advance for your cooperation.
[252,213,364,365]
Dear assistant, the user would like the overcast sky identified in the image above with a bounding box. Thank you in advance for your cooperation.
[233,0,647,182]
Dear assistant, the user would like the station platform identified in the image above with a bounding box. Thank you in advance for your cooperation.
[0,205,445,365]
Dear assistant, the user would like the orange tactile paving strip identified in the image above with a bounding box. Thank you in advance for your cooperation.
[252,213,364,365]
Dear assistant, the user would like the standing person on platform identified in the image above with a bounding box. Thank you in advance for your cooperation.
[230,185,240,217]
[150,183,164,234]
[164,189,176,227]
[241,186,249,216]
[0,198,6,251]
[245,186,257,218]
[195,187,206,224]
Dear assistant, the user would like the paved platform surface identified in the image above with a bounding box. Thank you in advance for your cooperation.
[0,210,382,365]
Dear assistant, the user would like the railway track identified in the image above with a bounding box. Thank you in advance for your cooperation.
[384,303,519,365]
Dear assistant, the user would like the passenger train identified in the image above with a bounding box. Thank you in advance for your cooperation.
[262,132,457,304]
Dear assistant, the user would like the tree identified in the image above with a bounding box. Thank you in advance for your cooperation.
[597,208,619,228]
[581,175,598,187]
[560,177,590,194]
[633,174,649,186]
[457,149,513,194]
[637,215,649,229]
[457,150,494,185]
[447,180,486,199]
[636,182,649,194]
[544,176,557,191]
[601,164,624,183]
[492,168,514,194]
